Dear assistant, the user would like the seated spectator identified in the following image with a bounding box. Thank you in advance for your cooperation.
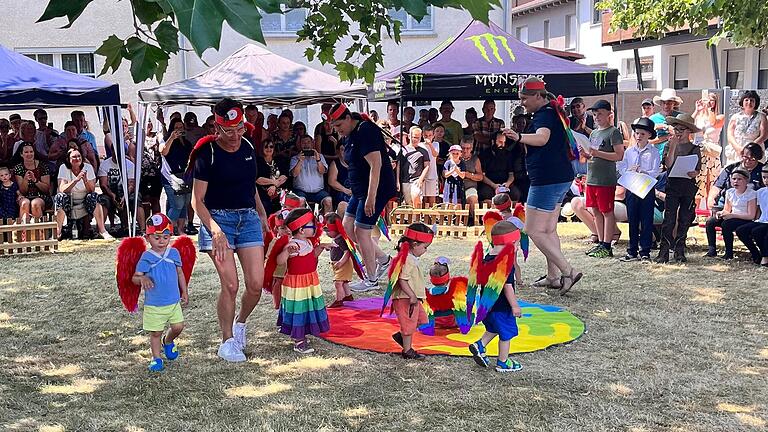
[12,121,37,159]
[460,135,483,210]
[328,141,352,215]
[506,128,530,203]
[479,131,515,204]
[272,112,296,161]
[735,165,768,265]
[0,166,20,221]
[98,139,140,236]
[290,135,332,213]
[71,110,98,157]
[50,121,98,170]
[160,118,193,234]
[293,121,307,142]
[9,113,22,140]
[256,140,288,215]
[708,143,765,210]
[266,113,278,134]
[54,148,111,240]
[568,184,627,244]
[0,119,14,167]
[442,145,465,205]
[33,109,58,170]
[705,169,757,259]
[14,142,52,222]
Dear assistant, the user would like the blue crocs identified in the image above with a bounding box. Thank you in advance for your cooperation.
[495,358,523,373]
[163,338,179,360]
[148,357,164,372]
[468,340,489,368]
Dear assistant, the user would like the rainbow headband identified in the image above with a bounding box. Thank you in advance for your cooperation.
[214,107,244,127]
[322,105,348,122]
[404,227,434,244]
[287,212,315,232]
[491,230,521,246]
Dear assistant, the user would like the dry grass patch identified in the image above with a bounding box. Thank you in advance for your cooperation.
[224,382,292,398]
[39,378,104,395]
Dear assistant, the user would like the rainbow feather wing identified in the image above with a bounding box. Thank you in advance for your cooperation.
[343,237,366,280]
[483,211,502,244]
[553,97,580,160]
[475,245,516,324]
[380,243,409,317]
[465,241,484,323]
[512,204,530,261]
[115,237,146,313]
[418,301,435,336]
[449,276,472,334]
[377,215,391,241]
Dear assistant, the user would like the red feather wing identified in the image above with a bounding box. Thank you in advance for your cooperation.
[115,237,146,313]
[264,235,290,292]
[171,236,197,288]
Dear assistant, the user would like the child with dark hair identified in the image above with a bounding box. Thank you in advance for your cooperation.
[324,212,354,308]
[0,166,20,220]
[705,169,757,259]
[388,222,433,360]
[276,208,331,354]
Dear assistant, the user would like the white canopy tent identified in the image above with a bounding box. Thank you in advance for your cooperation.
[138,44,367,107]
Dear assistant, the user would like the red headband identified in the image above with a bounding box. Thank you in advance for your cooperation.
[493,200,512,211]
[214,107,244,127]
[430,273,450,286]
[323,105,348,122]
[404,227,434,244]
[491,230,521,246]
[284,196,302,209]
[287,212,315,232]
[521,80,546,91]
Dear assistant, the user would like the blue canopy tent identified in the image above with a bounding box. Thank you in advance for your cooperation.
[0,44,139,235]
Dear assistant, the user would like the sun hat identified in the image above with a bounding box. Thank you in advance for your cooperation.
[665,113,701,133]
[653,88,683,106]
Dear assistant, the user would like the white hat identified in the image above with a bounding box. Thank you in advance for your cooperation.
[653,88,683,106]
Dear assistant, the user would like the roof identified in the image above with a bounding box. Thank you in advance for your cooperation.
[138,44,367,107]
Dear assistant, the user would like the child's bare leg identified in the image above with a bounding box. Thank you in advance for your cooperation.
[497,339,511,363]
[480,331,496,347]
[165,323,184,344]
[402,334,413,351]
[593,210,606,242]
[149,331,163,359]
[334,281,345,302]
[343,281,351,297]
[603,211,616,243]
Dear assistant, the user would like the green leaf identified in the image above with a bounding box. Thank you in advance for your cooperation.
[254,0,282,14]
[132,0,166,25]
[218,0,265,47]
[124,37,170,83]
[146,0,174,14]
[94,35,125,76]
[37,0,95,28]
[154,21,180,53]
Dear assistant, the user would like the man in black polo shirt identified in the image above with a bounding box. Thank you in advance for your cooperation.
[329,104,398,292]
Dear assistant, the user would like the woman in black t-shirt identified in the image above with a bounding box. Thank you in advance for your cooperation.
[160,118,193,231]
[191,98,269,363]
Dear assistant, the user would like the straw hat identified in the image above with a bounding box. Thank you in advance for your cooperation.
[665,113,701,133]
[653,88,683,106]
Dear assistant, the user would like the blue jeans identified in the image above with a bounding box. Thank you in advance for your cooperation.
[626,188,656,257]
[345,193,391,229]
[198,208,264,252]
[526,181,572,213]
[162,182,189,222]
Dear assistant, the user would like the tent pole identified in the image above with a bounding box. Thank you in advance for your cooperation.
[133,102,149,233]
[399,90,404,145]
[633,48,644,91]
[613,93,618,127]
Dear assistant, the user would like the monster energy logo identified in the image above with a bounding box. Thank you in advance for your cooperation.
[465,33,516,65]
[408,74,424,93]
[394,76,402,94]
[594,70,608,90]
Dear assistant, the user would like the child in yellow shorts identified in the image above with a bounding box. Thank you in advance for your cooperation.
[132,214,189,372]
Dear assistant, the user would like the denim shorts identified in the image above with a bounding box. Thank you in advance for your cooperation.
[198,208,264,252]
[346,193,392,229]
[526,181,572,213]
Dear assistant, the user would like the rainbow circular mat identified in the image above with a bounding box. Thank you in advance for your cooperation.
[321,297,585,356]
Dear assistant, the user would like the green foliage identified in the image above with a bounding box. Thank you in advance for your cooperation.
[37,0,498,84]
[600,0,768,48]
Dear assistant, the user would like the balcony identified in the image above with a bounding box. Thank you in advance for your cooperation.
[601,10,719,50]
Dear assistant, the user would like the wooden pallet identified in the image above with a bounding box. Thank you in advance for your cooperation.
[389,203,494,238]
[0,216,59,255]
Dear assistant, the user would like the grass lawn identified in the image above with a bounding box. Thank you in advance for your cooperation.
[1,223,766,431]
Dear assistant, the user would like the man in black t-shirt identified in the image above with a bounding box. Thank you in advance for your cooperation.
[329,104,397,292]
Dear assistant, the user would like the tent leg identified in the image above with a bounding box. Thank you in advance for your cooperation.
[613,93,618,127]
[633,48,644,91]
[399,93,404,143]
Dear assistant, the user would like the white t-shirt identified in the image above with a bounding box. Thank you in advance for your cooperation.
[726,187,757,216]
[98,158,135,196]
[419,141,438,181]
[756,187,768,223]
[57,163,96,218]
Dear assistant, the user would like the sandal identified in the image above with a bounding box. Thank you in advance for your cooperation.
[559,268,583,296]
[531,275,562,289]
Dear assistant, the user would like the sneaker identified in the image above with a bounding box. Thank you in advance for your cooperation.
[620,254,639,262]
[374,256,392,280]
[98,231,114,240]
[587,245,613,258]
[720,253,734,260]
[654,253,669,264]
[495,358,523,373]
[674,254,688,263]
[232,321,247,351]
[584,244,602,256]
[401,348,426,360]
[293,340,315,354]
[184,225,199,235]
[342,294,354,302]
[392,332,404,348]
[640,255,651,262]
[704,248,717,258]
[148,357,164,372]
[468,340,489,368]
[162,336,179,360]
[328,300,345,308]
[217,338,246,362]
[350,278,379,293]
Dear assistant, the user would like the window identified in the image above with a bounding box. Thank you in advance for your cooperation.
[671,55,689,90]
[591,0,603,25]
[759,48,768,89]
[389,6,433,32]
[22,51,95,77]
[624,56,654,76]
[565,14,577,49]
[725,48,745,89]
[543,20,550,48]
[261,5,307,33]
[516,26,529,44]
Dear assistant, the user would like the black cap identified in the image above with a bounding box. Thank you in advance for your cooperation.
[9,113,21,121]
[589,99,612,111]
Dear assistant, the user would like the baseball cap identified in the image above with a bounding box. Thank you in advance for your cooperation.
[641,98,653,106]
[589,99,612,111]
[449,144,462,152]
[145,213,173,235]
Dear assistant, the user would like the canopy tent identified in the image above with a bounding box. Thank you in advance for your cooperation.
[369,20,619,101]
[0,44,120,109]
[138,44,368,107]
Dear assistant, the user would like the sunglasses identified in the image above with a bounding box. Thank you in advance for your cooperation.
[742,155,757,162]
[303,225,316,230]
[264,144,275,149]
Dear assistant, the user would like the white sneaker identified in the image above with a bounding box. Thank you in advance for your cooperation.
[374,256,392,280]
[232,321,247,350]
[99,231,114,240]
[217,338,246,362]
[350,278,379,293]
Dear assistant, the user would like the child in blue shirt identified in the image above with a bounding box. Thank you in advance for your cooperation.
[132,213,189,372]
